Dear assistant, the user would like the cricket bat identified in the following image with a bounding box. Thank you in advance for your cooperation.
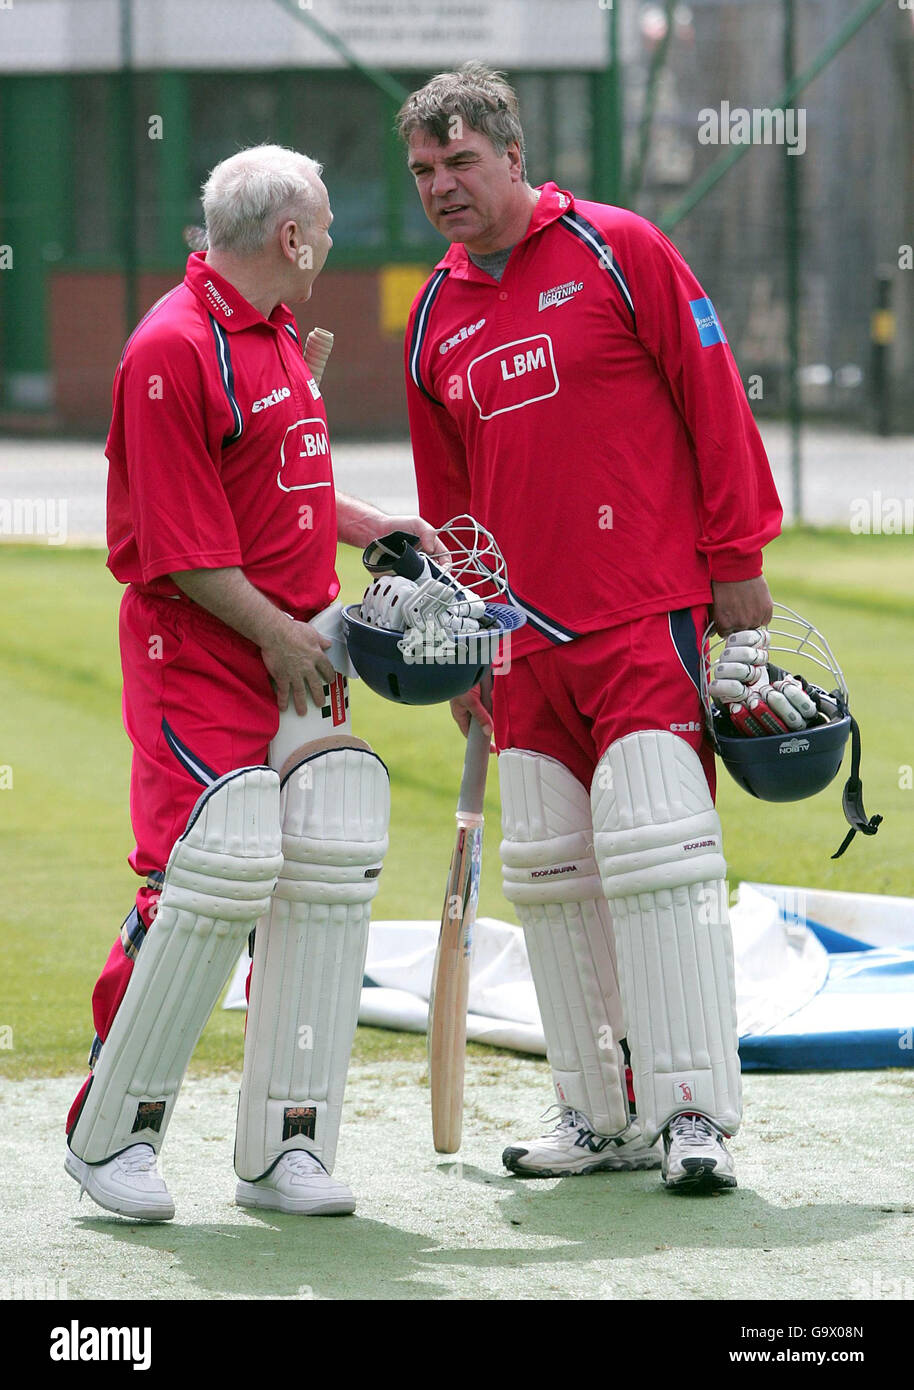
[304,327,334,386]
[428,680,492,1153]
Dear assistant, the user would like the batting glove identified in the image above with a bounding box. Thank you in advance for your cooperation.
[710,628,818,735]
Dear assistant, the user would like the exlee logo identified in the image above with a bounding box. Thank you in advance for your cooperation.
[439,318,486,354]
[50,1321,151,1370]
[252,387,291,413]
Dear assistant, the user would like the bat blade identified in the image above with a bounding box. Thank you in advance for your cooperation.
[428,709,490,1154]
[429,822,482,1153]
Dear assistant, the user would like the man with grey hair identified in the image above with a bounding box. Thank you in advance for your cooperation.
[65,144,442,1221]
[401,66,783,1192]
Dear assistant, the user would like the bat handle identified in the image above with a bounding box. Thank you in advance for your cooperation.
[458,713,490,816]
[304,327,334,387]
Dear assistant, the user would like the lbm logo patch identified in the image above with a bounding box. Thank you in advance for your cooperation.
[689,297,727,347]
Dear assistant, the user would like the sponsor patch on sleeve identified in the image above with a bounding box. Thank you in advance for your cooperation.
[689,296,727,347]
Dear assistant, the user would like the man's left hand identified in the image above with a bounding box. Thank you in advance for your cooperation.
[380,515,451,567]
[710,575,774,636]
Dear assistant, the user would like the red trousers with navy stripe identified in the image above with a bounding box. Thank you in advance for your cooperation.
[492,606,716,794]
[67,587,279,1135]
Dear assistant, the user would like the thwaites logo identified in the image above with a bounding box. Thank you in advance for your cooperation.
[466,334,559,420]
[203,278,233,317]
[277,417,332,493]
[439,318,486,354]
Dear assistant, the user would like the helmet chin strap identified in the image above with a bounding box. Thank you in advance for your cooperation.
[832,701,883,859]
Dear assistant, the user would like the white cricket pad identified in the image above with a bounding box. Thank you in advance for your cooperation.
[590,730,741,1140]
[234,736,390,1180]
[499,750,628,1137]
[68,767,283,1164]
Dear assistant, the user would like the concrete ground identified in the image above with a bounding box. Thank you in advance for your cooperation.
[4,425,911,1307]
[1,423,913,546]
[2,1062,912,1302]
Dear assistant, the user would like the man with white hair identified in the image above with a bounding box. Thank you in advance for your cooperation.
[65,145,441,1221]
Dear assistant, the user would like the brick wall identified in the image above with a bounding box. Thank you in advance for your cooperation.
[48,267,412,436]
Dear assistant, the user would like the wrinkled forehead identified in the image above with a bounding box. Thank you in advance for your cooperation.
[407,125,503,166]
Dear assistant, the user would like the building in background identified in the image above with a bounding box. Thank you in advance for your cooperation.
[0,0,910,435]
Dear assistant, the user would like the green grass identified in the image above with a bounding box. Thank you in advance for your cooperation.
[1,531,911,1080]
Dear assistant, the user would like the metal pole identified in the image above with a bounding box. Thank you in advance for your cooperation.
[629,0,678,200]
[871,272,895,436]
[593,0,623,205]
[271,0,408,104]
[119,0,138,336]
[660,0,890,233]
[784,0,802,523]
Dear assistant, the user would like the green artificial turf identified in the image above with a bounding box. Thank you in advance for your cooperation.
[1,530,910,1079]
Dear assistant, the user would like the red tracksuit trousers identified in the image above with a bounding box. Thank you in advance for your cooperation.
[67,587,279,1134]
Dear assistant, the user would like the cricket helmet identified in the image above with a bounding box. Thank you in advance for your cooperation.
[700,604,881,856]
[343,515,526,705]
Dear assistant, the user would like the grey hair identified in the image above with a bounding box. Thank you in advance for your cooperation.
[202,145,324,256]
[396,62,527,179]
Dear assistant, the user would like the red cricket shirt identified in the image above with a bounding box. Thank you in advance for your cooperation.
[405,183,782,656]
[106,253,339,621]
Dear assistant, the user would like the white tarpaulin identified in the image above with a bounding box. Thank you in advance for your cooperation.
[224,882,829,1052]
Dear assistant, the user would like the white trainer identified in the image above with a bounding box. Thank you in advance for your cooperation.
[235,1150,356,1215]
[662,1112,737,1192]
[65,1142,175,1221]
[502,1107,662,1177]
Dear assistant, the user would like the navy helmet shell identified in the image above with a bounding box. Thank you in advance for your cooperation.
[712,712,852,802]
[342,602,526,705]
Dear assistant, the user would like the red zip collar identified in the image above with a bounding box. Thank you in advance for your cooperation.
[434,183,575,281]
[184,252,298,334]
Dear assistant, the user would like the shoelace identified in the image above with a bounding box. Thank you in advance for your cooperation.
[539,1105,594,1138]
[669,1114,716,1147]
[118,1147,158,1175]
[75,1145,157,1202]
[281,1149,326,1175]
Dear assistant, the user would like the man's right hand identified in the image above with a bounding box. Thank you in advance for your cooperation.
[170,566,337,715]
[449,686,495,740]
[260,617,336,715]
